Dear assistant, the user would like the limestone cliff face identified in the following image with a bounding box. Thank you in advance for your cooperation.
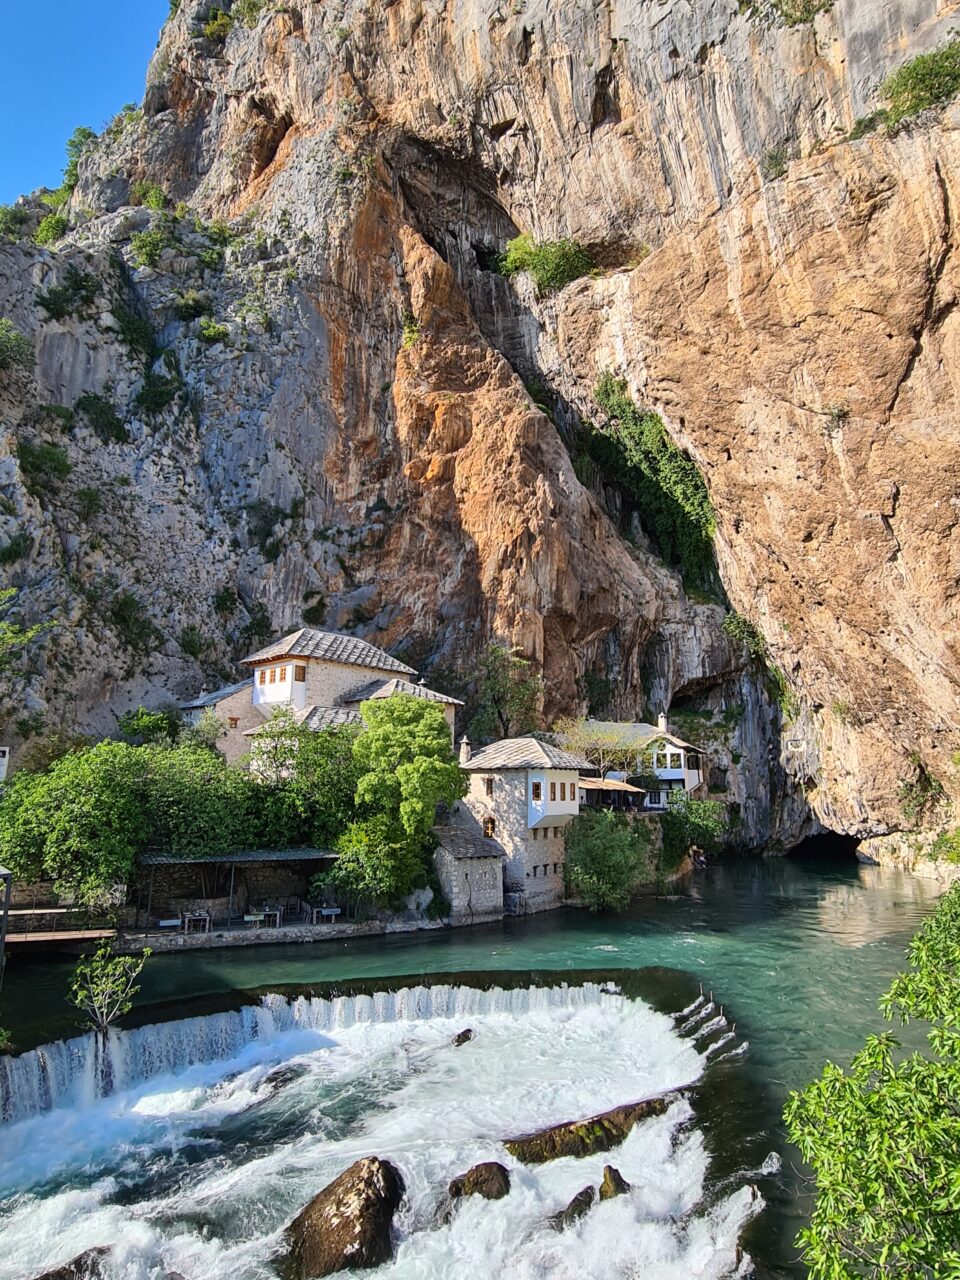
[1,0,958,852]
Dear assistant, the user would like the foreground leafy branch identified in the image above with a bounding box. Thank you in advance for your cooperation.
[71,942,151,1038]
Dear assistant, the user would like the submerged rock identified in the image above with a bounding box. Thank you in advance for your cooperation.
[504,1095,674,1164]
[262,1063,310,1095]
[282,1156,405,1278]
[599,1165,631,1200]
[449,1161,511,1200]
[550,1186,595,1230]
[31,1250,109,1280]
[452,1029,474,1047]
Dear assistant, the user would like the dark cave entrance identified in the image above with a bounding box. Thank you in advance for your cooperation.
[786,831,862,862]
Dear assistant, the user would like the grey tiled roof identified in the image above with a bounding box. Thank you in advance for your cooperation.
[140,848,336,866]
[433,824,507,860]
[243,705,360,735]
[181,678,253,710]
[242,628,416,675]
[462,737,589,771]
[579,720,694,751]
[339,676,464,707]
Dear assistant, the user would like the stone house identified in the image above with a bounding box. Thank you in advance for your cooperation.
[432,824,506,923]
[181,628,461,761]
[577,714,704,810]
[451,736,589,914]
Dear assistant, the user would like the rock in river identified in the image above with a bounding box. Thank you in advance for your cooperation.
[452,1029,474,1046]
[449,1161,511,1200]
[31,1250,109,1280]
[282,1157,405,1278]
[504,1095,674,1164]
[599,1165,631,1200]
[550,1187,596,1231]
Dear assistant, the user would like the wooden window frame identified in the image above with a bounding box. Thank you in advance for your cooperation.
[484,777,494,798]
[532,781,542,801]
[294,664,307,683]
[258,670,266,685]
[550,781,556,802]
[278,665,288,682]
[269,668,277,684]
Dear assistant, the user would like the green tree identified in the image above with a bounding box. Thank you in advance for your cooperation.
[660,793,727,871]
[117,705,182,745]
[0,588,51,672]
[139,744,261,858]
[71,940,150,1038]
[0,318,32,371]
[471,643,544,741]
[785,883,960,1277]
[325,814,425,911]
[16,730,93,774]
[0,740,149,904]
[553,716,641,777]
[181,708,226,751]
[564,809,651,911]
[352,694,465,838]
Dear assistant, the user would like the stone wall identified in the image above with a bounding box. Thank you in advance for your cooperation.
[434,848,504,922]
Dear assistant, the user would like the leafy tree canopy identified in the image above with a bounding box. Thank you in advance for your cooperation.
[0,587,52,673]
[326,814,425,908]
[553,716,642,777]
[71,940,150,1038]
[785,883,960,1277]
[564,809,651,911]
[470,643,544,742]
[118,704,182,745]
[660,793,727,872]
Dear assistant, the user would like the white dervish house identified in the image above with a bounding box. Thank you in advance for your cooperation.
[182,627,461,762]
[577,714,703,809]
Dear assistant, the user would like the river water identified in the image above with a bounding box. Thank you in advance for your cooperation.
[0,848,945,1279]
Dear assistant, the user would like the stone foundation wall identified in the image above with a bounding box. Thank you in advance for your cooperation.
[434,849,504,921]
[119,916,448,954]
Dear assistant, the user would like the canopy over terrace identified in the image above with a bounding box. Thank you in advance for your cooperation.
[138,848,338,926]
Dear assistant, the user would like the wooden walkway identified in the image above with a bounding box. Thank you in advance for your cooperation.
[5,928,116,945]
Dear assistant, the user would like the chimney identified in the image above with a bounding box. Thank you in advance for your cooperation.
[459,735,472,765]
[657,712,668,734]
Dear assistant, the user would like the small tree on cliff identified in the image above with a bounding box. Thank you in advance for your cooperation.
[71,941,151,1038]
[471,643,544,741]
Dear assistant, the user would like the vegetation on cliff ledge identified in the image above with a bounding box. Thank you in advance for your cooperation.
[500,234,594,295]
[884,37,960,126]
[588,374,715,591]
[786,883,960,1275]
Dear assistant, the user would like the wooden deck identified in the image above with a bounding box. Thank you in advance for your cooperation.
[5,928,116,945]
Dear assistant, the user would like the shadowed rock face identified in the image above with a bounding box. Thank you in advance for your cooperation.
[282,1157,405,1278]
[550,1186,596,1230]
[504,1095,674,1163]
[3,0,959,853]
[448,1161,511,1200]
[30,1250,109,1280]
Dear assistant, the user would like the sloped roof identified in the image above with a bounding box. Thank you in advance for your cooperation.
[580,720,694,751]
[181,678,253,710]
[140,848,336,866]
[242,628,416,675]
[243,705,361,735]
[339,676,464,707]
[578,776,645,793]
[463,737,589,772]
[433,824,506,860]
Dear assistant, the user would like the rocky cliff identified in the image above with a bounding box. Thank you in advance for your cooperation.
[1,0,958,855]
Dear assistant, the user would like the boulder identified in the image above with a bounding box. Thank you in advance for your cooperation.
[549,1186,595,1230]
[31,1250,109,1280]
[452,1029,474,1047]
[282,1157,405,1278]
[504,1095,674,1164]
[448,1161,510,1200]
[599,1165,631,1200]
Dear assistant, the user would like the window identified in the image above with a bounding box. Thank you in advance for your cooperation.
[550,782,556,802]
[532,865,538,877]
[278,666,288,682]
[483,817,496,838]
[294,664,307,682]
[532,781,542,801]
[258,670,266,685]
[228,717,239,729]
[532,828,538,840]
[269,668,276,684]
[542,864,548,876]
[669,752,683,769]
[484,777,494,798]
[554,827,560,838]
[554,862,560,874]
[560,782,566,801]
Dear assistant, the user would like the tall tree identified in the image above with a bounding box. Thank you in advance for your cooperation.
[471,643,544,741]
[564,809,652,911]
[553,717,642,777]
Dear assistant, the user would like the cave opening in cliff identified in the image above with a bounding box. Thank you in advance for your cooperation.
[786,832,862,862]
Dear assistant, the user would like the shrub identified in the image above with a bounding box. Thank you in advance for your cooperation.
[76,487,102,521]
[134,370,178,415]
[0,205,29,241]
[62,126,97,190]
[771,0,832,25]
[932,828,960,863]
[198,316,230,344]
[199,246,224,270]
[40,403,75,428]
[235,0,266,26]
[132,181,167,210]
[203,8,234,43]
[0,531,33,565]
[760,145,789,181]
[401,312,420,348]
[169,0,181,15]
[898,753,947,826]
[500,233,593,294]
[17,441,71,494]
[848,110,889,141]
[174,289,210,320]
[302,600,326,625]
[131,226,168,268]
[213,586,237,614]
[660,794,727,872]
[76,392,129,444]
[565,809,651,911]
[592,374,715,589]
[36,264,98,320]
[114,304,159,360]
[205,219,237,246]
[884,38,960,126]
[722,611,767,661]
[180,626,209,658]
[109,590,160,651]
[35,214,68,246]
[0,318,33,371]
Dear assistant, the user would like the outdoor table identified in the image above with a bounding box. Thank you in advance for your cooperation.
[183,912,211,934]
[261,909,281,929]
[244,913,265,928]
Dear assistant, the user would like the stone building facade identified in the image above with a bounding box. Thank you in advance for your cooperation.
[432,824,505,923]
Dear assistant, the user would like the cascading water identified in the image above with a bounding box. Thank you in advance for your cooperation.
[0,980,762,1280]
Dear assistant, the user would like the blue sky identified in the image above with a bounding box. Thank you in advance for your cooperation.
[0,0,170,204]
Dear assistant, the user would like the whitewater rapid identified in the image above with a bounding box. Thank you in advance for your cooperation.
[0,983,762,1279]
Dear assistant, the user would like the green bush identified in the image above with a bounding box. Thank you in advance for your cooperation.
[500,233,593,294]
[203,8,234,43]
[76,487,102,521]
[109,590,160,652]
[592,374,715,589]
[36,264,98,320]
[76,392,129,444]
[848,110,889,141]
[760,145,789,181]
[932,828,960,862]
[0,205,29,241]
[174,289,210,320]
[40,403,75,428]
[235,0,266,26]
[35,214,68,246]
[565,809,652,911]
[0,531,33,565]
[17,441,71,494]
[213,586,237,614]
[198,316,230,343]
[0,318,32,371]
[114,305,159,360]
[134,370,178,415]
[660,793,727,872]
[883,38,960,125]
[131,226,168,268]
[199,246,224,270]
[898,753,947,826]
[132,181,167,210]
[302,600,326,626]
[180,626,209,658]
[771,0,832,25]
[722,611,767,661]
[205,219,237,246]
